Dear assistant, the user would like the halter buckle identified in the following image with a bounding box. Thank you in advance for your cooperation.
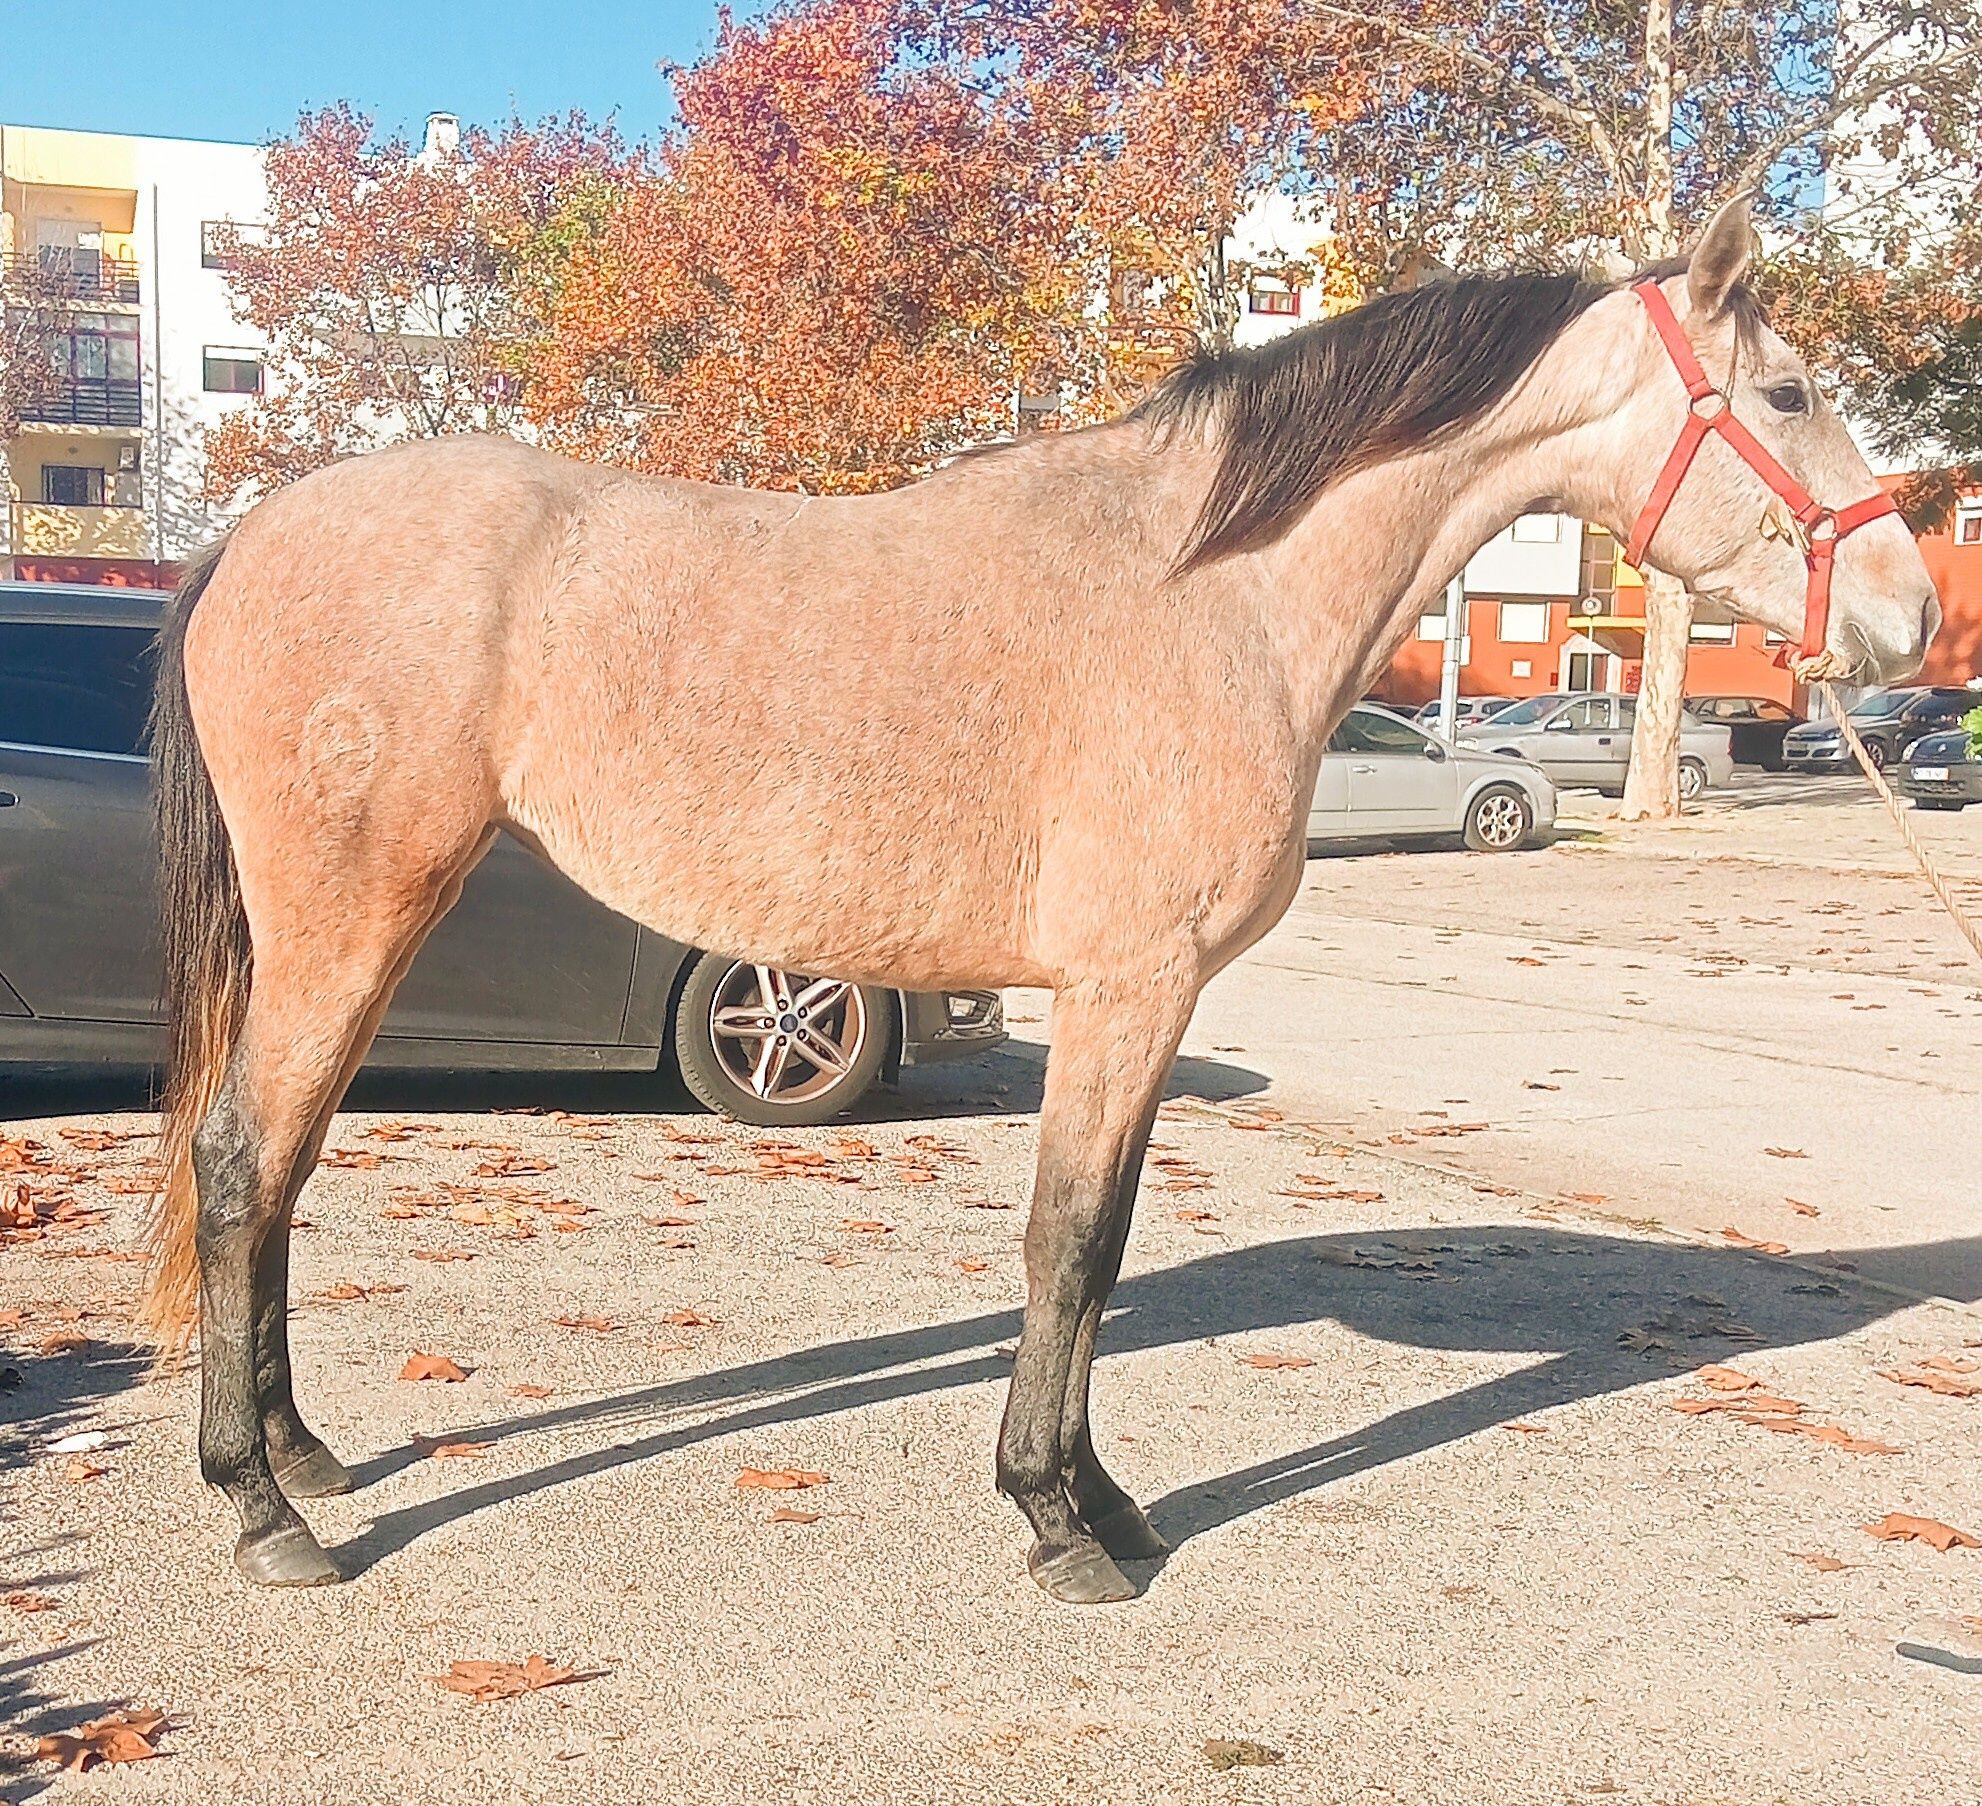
[1688,389,1730,421]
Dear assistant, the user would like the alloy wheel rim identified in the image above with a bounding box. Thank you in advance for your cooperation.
[1680,763,1704,799]
[709,964,867,1103]
[1477,793,1524,847]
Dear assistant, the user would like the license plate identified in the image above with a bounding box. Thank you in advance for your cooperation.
[1914,767,1950,782]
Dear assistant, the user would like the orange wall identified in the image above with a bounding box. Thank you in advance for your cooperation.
[1917,516,1982,685]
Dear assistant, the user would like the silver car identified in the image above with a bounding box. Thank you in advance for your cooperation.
[1459,692,1734,801]
[1309,705,1557,852]
[1413,695,1517,732]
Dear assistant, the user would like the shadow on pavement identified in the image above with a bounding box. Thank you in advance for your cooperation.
[0,1045,1267,1126]
[329,1228,1982,1587]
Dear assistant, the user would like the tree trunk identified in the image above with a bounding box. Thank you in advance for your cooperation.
[1619,566,1694,820]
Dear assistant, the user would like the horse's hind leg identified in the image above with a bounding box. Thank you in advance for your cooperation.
[197,860,480,1586]
[249,843,492,1501]
[997,974,1193,1604]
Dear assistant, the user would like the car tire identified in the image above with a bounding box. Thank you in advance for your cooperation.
[672,955,892,1127]
[1864,740,1888,771]
[1678,757,1709,803]
[1462,784,1532,853]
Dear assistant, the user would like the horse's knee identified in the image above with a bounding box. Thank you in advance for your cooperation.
[190,1087,266,1255]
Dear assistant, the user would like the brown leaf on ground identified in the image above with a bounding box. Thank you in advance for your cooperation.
[1862,1513,1981,1552]
[420,1440,490,1460]
[6,1590,58,1612]
[59,1127,151,1152]
[36,1709,167,1772]
[895,1165,938,1184]
[411,1247,476,1263]
[1672,1394,1803,1417]
[321,1147,389,1169]
[507,1383,553,1399]
[840,1219,894,1234]
[1786,1198,1821,1217]
[1697,1365,1766,1392]
[399,1351,470,1382]
[828,1136,877,1159]
[1789,1551,1848,1572]
[1879,1367,1982,1399]
[1921,1354,1982,1375]
[1203,1737,1283,1770]
[63,1456,108,1481]
[955,1258,991,1274]
[736,1467,828,1491]
[1239,1352,1313,1371]
[1757,1420,1900,1454]
[474,1152,554,1177]
[1509,956,1546,967]
[1499,1421,1548,1434]
[553,1314,615,1333]
[661,1308,717,1328]
[768,1507,821,1525]
[434,1655,586,1703]
[1720,1227,1790,1255]
[1764,1147,1810,1160]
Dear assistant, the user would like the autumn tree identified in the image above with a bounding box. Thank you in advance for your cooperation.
[205,105,636,506]
[1304,0,1982,818]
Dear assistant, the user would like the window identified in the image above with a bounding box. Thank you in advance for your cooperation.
[1247,286,1300,316]
[0,623,157,757]
[1689,617,1736,643]
[1416,612,1447,641]
[201,220,267,269]
[1957,501,1982,545]
[1330,708,1431,756]
[1548,698,1608,731]
[41,465,106,506]
[203,347,263,394]
[1498,600,1551,643]
[1511,514,1561,543]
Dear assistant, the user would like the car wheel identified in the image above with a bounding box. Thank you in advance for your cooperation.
[673,956,892,1127]
[1462,784,1532,853]
[1863,739,1888,771]
[1678,757,1709,803]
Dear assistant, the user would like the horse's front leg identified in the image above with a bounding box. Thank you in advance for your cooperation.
[997,973,1194,1603]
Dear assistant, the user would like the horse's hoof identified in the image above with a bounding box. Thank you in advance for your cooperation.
[274,1443,356,1498]
[235,1522,341,1588]
[1029,1541,1136,1605]
[1091,1499,1169,1561]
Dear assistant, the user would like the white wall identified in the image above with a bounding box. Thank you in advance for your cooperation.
[1462,516,1584,598]
[127,132,268,561]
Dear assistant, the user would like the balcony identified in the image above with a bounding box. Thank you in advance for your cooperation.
[10,502,149,561]
[19,378,142,428]
[1,249,141,305]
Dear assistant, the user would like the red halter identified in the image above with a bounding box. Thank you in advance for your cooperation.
[1623,279,1900,666]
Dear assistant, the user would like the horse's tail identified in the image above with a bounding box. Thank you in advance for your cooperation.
[143,533,251,1346]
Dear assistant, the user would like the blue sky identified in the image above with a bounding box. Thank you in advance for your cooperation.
[0,0,729,147]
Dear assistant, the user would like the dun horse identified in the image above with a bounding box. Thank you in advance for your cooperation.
[148,197,1936,1598]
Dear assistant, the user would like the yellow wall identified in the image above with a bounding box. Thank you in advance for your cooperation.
[1,124,140,258]
[7,431,144,509]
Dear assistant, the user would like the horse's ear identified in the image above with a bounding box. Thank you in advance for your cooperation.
[1687,193,1755,318]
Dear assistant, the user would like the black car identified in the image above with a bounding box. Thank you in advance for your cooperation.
[1685,694,1802,770]
[1781,686,1981,774]
[0,583,1004,1125]
[1897,727,1982,812]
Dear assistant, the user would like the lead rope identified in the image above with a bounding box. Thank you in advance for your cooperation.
[1815,678,1982,969]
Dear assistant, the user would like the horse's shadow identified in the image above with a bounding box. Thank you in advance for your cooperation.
[332,1226,1982,1581]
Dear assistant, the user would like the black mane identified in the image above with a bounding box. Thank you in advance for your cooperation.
[1140,270,1608,570]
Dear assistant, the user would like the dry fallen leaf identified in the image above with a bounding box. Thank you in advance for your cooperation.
[955,1258,991,1273]
[399,1351,470,1383]
[736,1467,828,1491]
[1790,1551,1848,1572]
[419,1439,490,1460]
[1720,1227,1790,1255]
[662,1308,717,1328]
[1697,1365,1766,1392]
[434,1655,586,1703]
[1785,1198,1821,1218]
[63,1456,109,1482]
[1239,1352,1313,1371]
[1499,1421,1548,1435]
[553,1314,616,1334]
[1764,1147,1810,1160]
[508,1383,553,1400]
[1879,1367,1982,1399]
[1862,1513,1981,1552]
[768,1507,821,1525]
[36,1709,166,1773]
[6,1589,57,1612]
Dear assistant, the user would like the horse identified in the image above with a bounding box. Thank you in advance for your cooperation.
[145,194,1937,1601]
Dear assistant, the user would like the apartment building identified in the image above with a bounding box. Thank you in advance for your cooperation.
[1,122,268,586]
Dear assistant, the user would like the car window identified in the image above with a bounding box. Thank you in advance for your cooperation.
[1485,696,1558,728]
[1847,689,1912,720]
[0,621,157,757]
[1548,698,1604,730]
[1616,699,1637,728]
[1335,707,1433,756]
[1689,698,1727,720]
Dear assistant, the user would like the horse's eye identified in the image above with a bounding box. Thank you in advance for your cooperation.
[1765,381,1808,415]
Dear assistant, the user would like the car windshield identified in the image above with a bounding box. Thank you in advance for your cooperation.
[1483,696,1558,727]
[1847,691,1912,720]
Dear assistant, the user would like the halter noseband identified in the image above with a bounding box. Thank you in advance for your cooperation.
[1623,279,1899,667]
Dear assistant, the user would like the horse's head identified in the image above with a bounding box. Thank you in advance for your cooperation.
[1591,195,1939,683]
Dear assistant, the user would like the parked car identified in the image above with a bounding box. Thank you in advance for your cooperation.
[1412,695,1517,732]
[1897,727,1982,811]
[1781,686,1981,773]
[1685,694,1803,771]
[1458,692,1734,801]
[0,583,1004,1126]
[1308,705,1556,852]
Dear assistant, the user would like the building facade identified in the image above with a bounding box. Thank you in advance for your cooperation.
[1,122,268,586]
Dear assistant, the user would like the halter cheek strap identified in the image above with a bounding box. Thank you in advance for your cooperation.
[1623,279,1900,666]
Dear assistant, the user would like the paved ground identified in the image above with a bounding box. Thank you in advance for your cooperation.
[4,772,1980,1806]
